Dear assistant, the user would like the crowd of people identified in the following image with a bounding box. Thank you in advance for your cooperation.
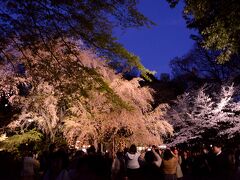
[1,142,240,180]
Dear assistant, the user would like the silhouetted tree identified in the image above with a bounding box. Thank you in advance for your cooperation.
[167,0,240,62]
[170,44,240,85]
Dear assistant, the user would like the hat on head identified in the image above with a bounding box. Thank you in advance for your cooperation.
[212,141,223,148]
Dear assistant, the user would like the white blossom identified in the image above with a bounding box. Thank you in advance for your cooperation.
[166,83,240,146]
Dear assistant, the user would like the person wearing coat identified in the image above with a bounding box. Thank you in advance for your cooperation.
[125,144,141,180]
[162,149,178,180]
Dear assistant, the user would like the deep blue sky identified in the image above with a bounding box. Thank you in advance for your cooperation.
[115,0,195,77]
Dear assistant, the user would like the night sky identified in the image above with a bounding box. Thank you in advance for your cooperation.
[115,0,195,77]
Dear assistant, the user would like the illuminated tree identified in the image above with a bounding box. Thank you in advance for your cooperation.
[0,0,174,150]
[1,42,173,149]
[166,83,240,146]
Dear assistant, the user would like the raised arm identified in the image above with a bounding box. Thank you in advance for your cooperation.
[152,148,162,167]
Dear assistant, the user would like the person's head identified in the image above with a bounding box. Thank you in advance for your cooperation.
[202,147,209,154]
[236,144,240,150]
[87,145,96,155]
[152,145,157,149]
[170,147,178,155]
[152,145,159,153]
[212,142,222,154]
[50,150,68,172]
[124,147,129,154]
[75,150,85,158]
[129,144,137,154]
[116,151,124,159]
[158,149,163,155]
[144,151,155,163]
[49,143,56,153]
[183,151,188,157]
[163,149,174,160]
[25,151,33,157]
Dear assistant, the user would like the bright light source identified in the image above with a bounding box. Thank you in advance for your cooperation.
[82,148,87,153]
[137,146,146,151]
[158,144,167,149]
[0,133,8,142]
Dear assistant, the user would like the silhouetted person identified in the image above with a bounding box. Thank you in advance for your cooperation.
[43,150,70,180]
[171,147,183,180]
[141,148,162,180]
[210,143,231,180]
[111,151,126,180]
[69,157,98,180]
[162,149,178,180]
[85,145,111,180]
[125,144,141,180]
[180,151,192,177]
[21,151,39,180]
